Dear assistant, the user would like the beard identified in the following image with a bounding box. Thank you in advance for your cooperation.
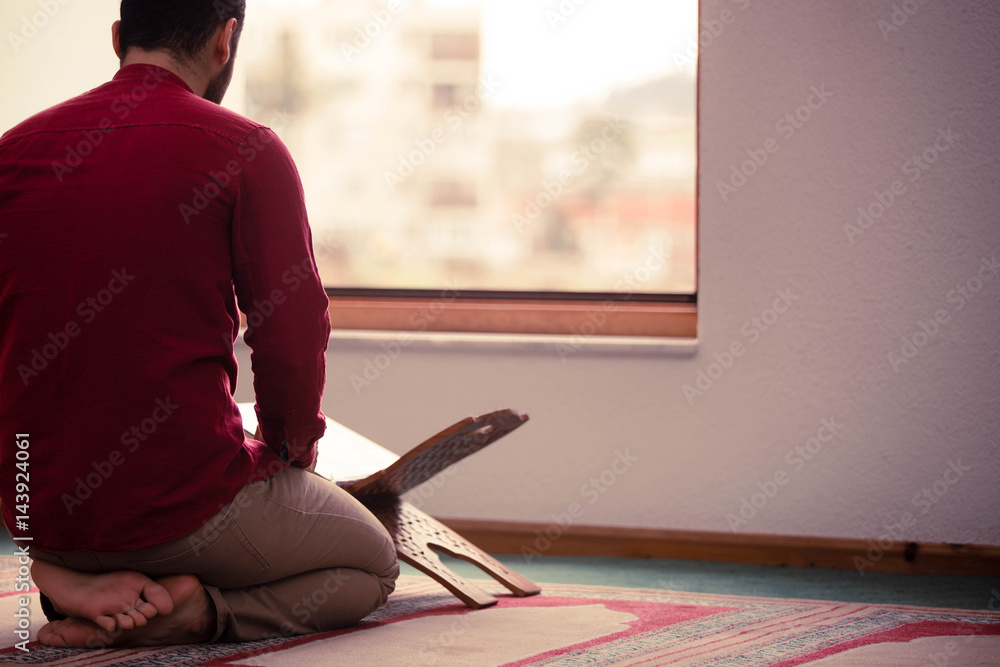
[203,55,236,105]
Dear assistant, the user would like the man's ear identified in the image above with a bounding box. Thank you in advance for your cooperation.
[112,20,122,60]
[214,18,239,66]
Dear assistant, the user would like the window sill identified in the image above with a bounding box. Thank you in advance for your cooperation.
[326,297,697,339]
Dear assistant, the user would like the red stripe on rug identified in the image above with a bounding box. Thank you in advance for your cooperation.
[498,596,733,667]
[627,603,862,664]
[204,594,734,667]
[769,619,1000,666]
[0,587,38,598]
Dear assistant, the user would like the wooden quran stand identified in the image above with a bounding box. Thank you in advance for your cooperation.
[238,404,541,609]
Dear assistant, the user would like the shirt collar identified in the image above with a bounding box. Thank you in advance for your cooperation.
[112,64,195,95]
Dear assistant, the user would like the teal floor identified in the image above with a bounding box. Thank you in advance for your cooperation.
[405,553,1000,611]
[5,532,995,611]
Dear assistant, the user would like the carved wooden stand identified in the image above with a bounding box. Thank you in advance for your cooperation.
[343,410,541,609]
[238,405,541,609]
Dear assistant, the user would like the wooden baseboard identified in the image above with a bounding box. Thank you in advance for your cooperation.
[438,519,1000,577]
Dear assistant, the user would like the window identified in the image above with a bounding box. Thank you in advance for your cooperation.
[239,0,699,338]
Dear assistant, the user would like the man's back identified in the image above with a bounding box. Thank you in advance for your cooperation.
[0,64,331,553]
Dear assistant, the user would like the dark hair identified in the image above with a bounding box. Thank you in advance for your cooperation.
[118,0,246,64]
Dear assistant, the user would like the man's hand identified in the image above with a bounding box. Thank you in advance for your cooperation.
[290,438,319,474]
[292,445,318,473]
[254,420,319,472]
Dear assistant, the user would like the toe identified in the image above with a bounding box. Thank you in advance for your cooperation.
[136,600,159,620]
[94,614,117,633]
[140,579,174,616]
[115,611,136,631]
[38,622,67,647]
[127,607,148,628]
[40,618,118,649]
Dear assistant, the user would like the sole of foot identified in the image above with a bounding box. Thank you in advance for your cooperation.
[36,575,213,648]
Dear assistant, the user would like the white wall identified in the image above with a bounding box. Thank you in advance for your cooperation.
[242,0,1000,546]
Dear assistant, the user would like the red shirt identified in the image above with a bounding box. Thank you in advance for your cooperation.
[0,65,331,553]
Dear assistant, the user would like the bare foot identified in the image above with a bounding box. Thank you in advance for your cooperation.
[36,575,214,648]
[31,559,174,633]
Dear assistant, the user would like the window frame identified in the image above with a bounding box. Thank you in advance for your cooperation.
[324,289,698,339]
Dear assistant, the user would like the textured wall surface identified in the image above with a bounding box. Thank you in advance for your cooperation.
[233,0,1000,545]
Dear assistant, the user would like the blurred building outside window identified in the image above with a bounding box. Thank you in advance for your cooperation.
[238,0,697,300]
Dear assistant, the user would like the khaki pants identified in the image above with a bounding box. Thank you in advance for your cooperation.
[29,467,399,642]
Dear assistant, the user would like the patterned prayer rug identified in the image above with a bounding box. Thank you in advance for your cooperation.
[2,558,998,666]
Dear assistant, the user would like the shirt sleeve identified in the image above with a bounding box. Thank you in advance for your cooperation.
[231,126,331,469]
